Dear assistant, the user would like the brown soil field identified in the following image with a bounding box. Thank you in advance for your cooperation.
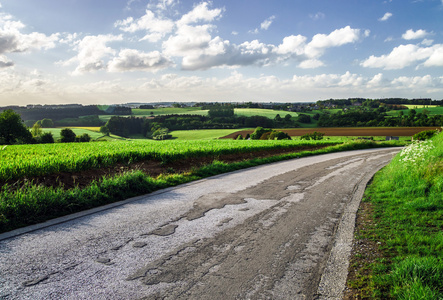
[221,127,441,139]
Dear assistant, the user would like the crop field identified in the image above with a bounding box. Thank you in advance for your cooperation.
[171,129,248,140]
[403,104,439,109]
[221,127,441,139]
[0,139,339,183]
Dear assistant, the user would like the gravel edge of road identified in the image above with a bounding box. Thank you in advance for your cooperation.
[316,154,395,299]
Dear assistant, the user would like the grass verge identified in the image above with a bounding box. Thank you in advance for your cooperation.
[0,140,403,234]
[346,132,443,299]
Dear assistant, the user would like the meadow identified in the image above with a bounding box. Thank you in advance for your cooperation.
[347,131,443,298]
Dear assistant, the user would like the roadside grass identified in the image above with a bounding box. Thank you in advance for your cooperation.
[348,131,443,299]
[0,139,403,234]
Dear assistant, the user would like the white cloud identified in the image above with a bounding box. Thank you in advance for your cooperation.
[367,73,384,87]
[423,44,443,67]
[379,12,392,21]
[260,16,275,30]
[177,2,223,26]
[64,34,123,75]
[0,55,13,68]
[275,35,307,55]
[115,10,174,42]
[402,29,431,40]
[361,44,443,69]
[298,59,324,69]
[421,39,434,46]
[0,14,59,54]
[305,26,362,58]
[108,49,173,72]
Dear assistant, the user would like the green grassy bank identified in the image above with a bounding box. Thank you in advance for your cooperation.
[349,131,443,298]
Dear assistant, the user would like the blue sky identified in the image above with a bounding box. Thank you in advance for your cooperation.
[0,0,442,105]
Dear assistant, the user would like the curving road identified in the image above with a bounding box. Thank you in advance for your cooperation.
[0,148,400,300]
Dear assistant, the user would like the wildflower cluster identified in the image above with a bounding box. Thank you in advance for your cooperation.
[399,140,435,166]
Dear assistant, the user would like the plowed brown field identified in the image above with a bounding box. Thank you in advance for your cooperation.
[221,127,441,139]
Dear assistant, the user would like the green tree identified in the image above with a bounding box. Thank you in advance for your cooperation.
[99,125,110,136]
[31,123,43,138]
[75,133,91,142]
[0,109,33,144]
[40,132,54,144]
[40,118,54,128]
[60,128,76,143]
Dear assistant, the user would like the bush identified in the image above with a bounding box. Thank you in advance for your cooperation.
[40,132,54,144]
[300,131,325,140]
[60,128,76,143]
[75,133,91,143]
[269,131,291,140]
[250,127,271,140]
[413,129,439,141]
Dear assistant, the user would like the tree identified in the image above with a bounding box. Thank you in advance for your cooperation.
[31,123,43,138]
[75,133,91,142]
[40,118,54,128]
[100,125,110,136]
[297,114,311,123]
[60,128,76,143]
[40,132,55,144]
[0,109,33,144]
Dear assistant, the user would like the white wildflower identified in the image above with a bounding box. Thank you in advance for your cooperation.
[399,140,434,166]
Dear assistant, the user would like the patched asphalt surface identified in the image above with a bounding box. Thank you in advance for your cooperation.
[0,148,400,300]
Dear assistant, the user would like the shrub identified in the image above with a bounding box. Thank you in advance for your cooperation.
[413,129,439,141]
[300,131,325,140]
[40,132,54,144]
[60,128,76,143]
[75,133,91,143]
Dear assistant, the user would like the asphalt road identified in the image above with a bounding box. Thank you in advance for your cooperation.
[0,148,400,300]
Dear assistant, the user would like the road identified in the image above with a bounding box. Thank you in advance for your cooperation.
[0,148,400,300]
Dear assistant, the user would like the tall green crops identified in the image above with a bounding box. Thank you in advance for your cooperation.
[0,139,337,182]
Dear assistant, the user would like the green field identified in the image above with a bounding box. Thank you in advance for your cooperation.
[0,139,342,183]
[42,128,105,140]
[170,129,248,140]
[386,106,443,116]
[132,107,208,116]
[234,108,298,118]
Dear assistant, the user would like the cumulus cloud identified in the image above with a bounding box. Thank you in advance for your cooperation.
[0,14,59,54]
[108,49,174,72]
[163,23,363,70]
[115,10,174,42]
[402,29,431,40]
[379,12,392,21]
[305,26,362,58]
[361,44,443,69]
[64,34,123,75]
[177,2,223,26]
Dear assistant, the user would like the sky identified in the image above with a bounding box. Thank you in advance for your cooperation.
[0,0,442,106]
